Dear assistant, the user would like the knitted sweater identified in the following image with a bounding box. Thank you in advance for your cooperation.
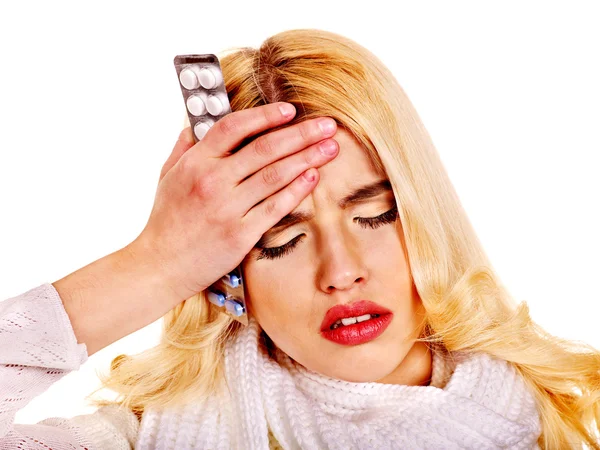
[0,283,138,449]
[0,283,542,449]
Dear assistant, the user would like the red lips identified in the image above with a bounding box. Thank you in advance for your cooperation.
[320,300,392,332]
[320,300,394,346]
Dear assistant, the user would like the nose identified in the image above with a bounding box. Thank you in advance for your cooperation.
[317,231,368,293]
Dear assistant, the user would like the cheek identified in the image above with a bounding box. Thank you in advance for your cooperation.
[353,225,408,284]
[242,261,320,364]
[362,226,416,320]
[242,257,316,339]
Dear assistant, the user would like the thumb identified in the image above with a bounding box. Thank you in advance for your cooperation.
[159,127,195,183]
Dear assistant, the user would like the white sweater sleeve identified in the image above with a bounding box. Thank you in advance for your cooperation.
[0,283,140,449]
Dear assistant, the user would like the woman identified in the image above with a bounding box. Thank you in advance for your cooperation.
[1,28,599,449]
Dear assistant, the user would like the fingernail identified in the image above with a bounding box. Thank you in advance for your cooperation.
[303,168,316,182]
[319,140,337,156]
[318,118,336,135]
[279,103,296,118]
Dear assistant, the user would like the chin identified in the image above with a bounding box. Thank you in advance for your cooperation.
[313,353,403,383]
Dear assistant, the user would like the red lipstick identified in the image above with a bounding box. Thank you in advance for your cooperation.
[320,300,393,346]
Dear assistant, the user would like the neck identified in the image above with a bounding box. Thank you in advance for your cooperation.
[375,341,433,386]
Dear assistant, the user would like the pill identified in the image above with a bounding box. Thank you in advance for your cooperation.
[225,299,245,317]
[207,290,225,307]
[186,94,207,116]
[179,68,199,90]
[221,273,241,288]
[206,92,229,116]
[198,66,223,89]
[194,119,214,140]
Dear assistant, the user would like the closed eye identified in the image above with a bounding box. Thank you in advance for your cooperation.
[255,206,398,261]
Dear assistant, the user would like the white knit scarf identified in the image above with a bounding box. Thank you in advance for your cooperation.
[136,318,541,449]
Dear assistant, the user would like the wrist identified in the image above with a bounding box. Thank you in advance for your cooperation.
[53,243,186,356]
[124,234,200,305]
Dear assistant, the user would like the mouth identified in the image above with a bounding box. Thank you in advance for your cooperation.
[320,300,393,346]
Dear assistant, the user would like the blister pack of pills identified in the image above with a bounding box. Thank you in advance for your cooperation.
[174,54,232,141]
[174,54,248,326]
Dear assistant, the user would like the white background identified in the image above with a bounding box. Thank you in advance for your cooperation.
[0,1,598,424]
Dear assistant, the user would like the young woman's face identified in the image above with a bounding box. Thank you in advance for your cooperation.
[242,128,431,384]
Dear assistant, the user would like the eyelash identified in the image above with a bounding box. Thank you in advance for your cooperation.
[256,206,399,261]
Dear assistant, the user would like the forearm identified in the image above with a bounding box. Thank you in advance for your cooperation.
[52,242,183,356]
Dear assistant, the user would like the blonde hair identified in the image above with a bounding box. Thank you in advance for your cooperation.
[88,28,600,448]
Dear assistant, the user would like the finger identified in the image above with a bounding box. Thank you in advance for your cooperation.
[235,138,338,215]
[194,102,297,159]
[243,168,320,242]
[226,117,337,184]
[159,127,195,182]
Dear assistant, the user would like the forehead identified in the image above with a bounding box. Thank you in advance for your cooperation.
[251,128,393,248]
[312,127,384,194]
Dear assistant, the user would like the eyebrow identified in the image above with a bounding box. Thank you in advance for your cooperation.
[255,179,393,247]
